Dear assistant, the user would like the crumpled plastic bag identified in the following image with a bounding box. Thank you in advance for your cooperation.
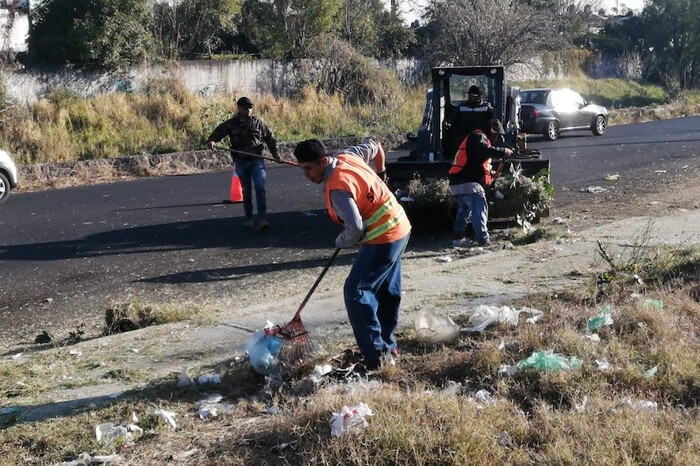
[330,403,374,437]
[462,305,543,333]
[245,329,283,375]
[196,393,234,420]
[587,306,613,332]
[95,422,143,446]
[54,452,122,466]
[414,306,460,344]
[516,350,582,372]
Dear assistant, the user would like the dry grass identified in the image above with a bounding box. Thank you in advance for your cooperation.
[2,248,699,465]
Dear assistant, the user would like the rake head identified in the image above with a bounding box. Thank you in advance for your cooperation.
[277,316,314,365]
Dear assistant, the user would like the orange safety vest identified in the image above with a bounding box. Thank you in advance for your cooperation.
[325,154,411,244]
[448,130,493,187]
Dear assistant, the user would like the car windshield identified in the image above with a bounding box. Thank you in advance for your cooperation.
[520,90,547,105]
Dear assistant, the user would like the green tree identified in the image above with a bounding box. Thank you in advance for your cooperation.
[640,0,700,89]
[150,0,243,59]
[240,0,342,59]
[28,0,153,69]
[338,0,415,58]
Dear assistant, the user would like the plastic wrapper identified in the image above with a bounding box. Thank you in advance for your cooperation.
[330,403,374,437]
[414,306,460,344]
[462,305,543,333]
[245,330,283,374]
[587,306,613,332]
[516,350,582,372]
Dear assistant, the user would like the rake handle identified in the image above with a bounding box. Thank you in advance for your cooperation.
[213,145,300,167]
[292,248,341,319]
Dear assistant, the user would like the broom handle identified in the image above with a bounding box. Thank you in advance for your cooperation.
[293,248,342,319]
[213,145,300,167]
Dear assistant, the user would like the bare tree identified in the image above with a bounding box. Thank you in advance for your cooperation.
[420,0,565,67]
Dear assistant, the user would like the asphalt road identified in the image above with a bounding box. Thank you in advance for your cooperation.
[1,116,699,347]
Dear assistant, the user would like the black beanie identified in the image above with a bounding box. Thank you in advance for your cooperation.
[294,139,327,162]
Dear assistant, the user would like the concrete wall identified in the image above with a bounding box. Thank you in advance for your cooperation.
[2,55,636,106]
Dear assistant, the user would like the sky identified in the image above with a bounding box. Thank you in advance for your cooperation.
[391,0,646,25]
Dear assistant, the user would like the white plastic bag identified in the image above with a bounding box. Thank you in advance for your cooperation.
[330,403,374,437]
[245,330,283,374]
[462,305,543,333]
[414,306,460,344]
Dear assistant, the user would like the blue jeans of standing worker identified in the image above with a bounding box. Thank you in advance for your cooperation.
[453,191,489,245]
[344,234,410,367]
[235,158,267,219]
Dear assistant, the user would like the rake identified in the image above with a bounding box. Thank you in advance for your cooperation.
[277,248,341,365]
[213,145,300,167]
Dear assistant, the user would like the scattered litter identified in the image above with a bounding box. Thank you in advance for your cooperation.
[613,398,658,413]
[580,186,607,193]
[439,381,463,396]
[34,330,53,344]
[414,306,460,344]
[245,326,283,374]
[8,353,23,360]
[267,405,282,415]
[233,356,245,365]
[654,170,667,173]
[436,256,453,263]
[587,306,613,332]
[330,403,374,437]
[553,217,566,224]
[301,210,318,217]
[643,365,658,379]
[399,196,414,202]
[461,305,543,333]
[196,394,233,420]
[595,359,611,371]
[516,350,582,373]
[584,333,601,343]
[69,349,82,357]
[270,440,298,453]
[498,364,519,376]
[469,389,495,406]
[177,369,193,388]
[575,396,589,412]
[605,174,620,181]
[0,407,24,428]
[54,452,122,466]
[498,339,520,351]
[197,373,222,385]
[130,348,139,354]
[309,364,333,384]
[95,422,142,446]
[642,299,664,310]
[154,408,178,430]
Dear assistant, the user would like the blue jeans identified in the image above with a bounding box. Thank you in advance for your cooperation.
[453,192,489,244]
[344,234,410,366]
[234,158,267,219]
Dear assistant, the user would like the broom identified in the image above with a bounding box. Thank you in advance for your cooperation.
[212,145,300,167]
[277,248,341,365]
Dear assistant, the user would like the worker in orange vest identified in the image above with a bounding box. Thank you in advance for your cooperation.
[294,139,411,370]
[449,119,512,247]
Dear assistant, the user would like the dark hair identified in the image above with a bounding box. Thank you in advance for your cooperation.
[468,85,482,96]
[485,119,505,135]
[294,139,327,162]
[236,96,253,108]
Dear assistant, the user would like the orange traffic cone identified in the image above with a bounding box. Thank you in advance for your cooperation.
[223,169,243,204]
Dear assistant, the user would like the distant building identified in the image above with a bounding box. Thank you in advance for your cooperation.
[1,0,29,60]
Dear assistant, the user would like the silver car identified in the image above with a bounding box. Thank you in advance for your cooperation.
[520,88,608,141]
[0,148,19,203]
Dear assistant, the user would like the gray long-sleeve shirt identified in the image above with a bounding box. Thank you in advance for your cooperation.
[323,139,380,248]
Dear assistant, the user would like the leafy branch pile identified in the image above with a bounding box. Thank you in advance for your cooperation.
[406,177,453,207]
[492,165,553,232]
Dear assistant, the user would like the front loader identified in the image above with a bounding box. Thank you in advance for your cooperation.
[386,65,550,227]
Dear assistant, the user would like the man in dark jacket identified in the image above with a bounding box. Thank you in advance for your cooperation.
[206,97,279,230]
[443,85,494,160]
[448,119,512,247]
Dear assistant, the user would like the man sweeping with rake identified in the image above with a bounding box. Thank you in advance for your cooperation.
[293,139,411,370]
